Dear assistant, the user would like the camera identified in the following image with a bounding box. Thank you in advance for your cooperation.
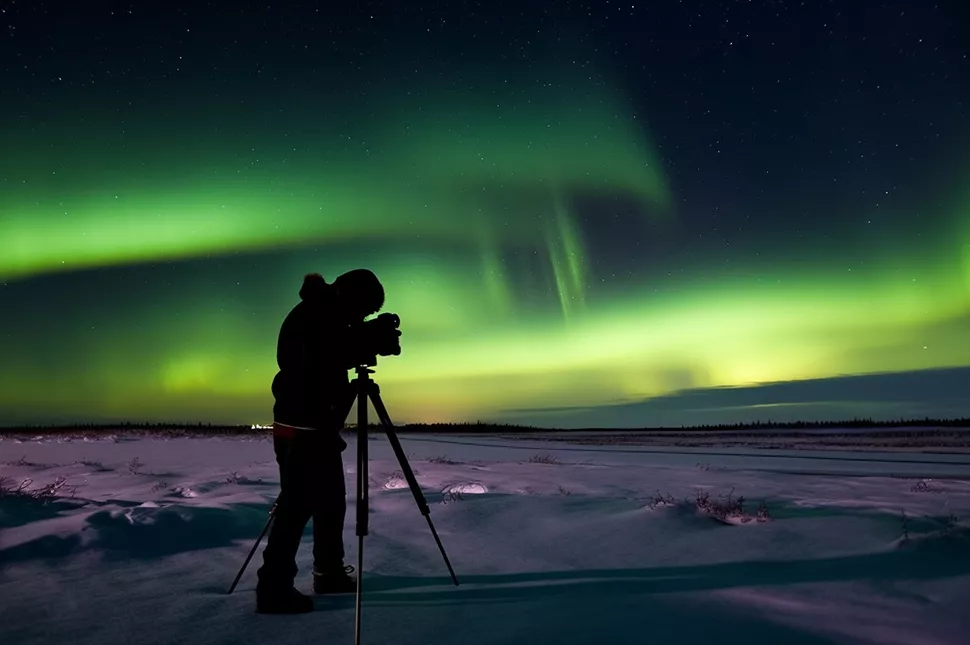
[347,312,401,367]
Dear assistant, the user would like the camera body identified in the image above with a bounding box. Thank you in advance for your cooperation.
[346,312,401,368]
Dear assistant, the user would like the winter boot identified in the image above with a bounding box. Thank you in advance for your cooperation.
[256,586,314,614]
[313,564,357,595]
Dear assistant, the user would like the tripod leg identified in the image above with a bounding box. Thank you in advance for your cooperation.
[368,389,460,586]
[334,383,357,431]
[227,500,277,594]
[355,378,369,645]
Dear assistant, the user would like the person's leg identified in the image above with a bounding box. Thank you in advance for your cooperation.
[256,433,313,593]
[311,440,347,574]
[309,431,355,594]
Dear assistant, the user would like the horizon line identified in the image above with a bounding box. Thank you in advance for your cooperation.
[2,416,970,433]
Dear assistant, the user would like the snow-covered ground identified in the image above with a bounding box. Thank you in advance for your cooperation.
[2,431,969,645]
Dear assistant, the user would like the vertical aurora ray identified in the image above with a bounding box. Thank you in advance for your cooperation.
[554,188,588,316]
[964,235,970,296]
[961,186,970,298]
[543,217,571,319]
[478,225,515,317]
[543,188,589,319]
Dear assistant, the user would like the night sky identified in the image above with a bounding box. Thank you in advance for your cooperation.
[2,1,969,428]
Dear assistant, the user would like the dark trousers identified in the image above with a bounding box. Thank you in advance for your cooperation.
[256,429,347,590]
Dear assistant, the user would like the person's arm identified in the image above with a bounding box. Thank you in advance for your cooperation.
[300,311,363,429]
[301,309,364,376]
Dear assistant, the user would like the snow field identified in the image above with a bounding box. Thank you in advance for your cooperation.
[1,432,969,645]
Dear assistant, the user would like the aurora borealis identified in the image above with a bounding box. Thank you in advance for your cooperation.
[2,2,969,427]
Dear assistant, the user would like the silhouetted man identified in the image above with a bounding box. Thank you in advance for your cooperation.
[255,269,385,614]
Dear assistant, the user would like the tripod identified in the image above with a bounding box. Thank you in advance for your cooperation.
[346,364,460,643]
[228,364,460,645]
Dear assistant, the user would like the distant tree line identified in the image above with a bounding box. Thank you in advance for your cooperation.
[648,417,970,431]
[1,416,968,435]
[396,417,970,433]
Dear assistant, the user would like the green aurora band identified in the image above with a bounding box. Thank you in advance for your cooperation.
[1,71,969,426]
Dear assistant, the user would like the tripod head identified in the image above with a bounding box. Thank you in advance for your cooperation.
[356,355,379,369]
[353,363,377,384]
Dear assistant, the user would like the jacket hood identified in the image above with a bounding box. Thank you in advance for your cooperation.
[299,273,329,301]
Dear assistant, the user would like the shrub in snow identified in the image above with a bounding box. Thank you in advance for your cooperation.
[442,482,487,495]
[0,475,77,503]
[442,490,464,504]
[173,486,198,498]
[3,455,44,467]
[910,479,942,494]
[527,453,561,465]
[898,509,968,546]
[128,457,144,474]
[440,482,487,502]
[756,501,772,522]
[645,491,676,510]
[694,487,772,525]
[76,459,110,472]
[0,476,30,498]
[383,476,408,490]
